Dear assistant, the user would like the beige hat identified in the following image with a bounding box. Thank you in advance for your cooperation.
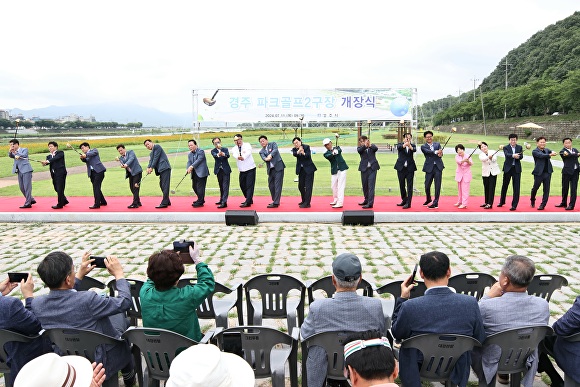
[322,138,332,145]
[166,344,255,387]
[14,353,93,387]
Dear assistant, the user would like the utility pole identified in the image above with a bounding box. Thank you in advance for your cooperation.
[504,56,511,120]
[458,88,462,103]
[480,85,487,136]
[471,77,479,101]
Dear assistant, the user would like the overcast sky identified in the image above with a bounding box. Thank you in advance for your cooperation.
[1,0,577,114]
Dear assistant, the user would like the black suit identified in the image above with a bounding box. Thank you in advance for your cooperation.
[559,147,580,208]
[531,147,554,207]
[211,147,231,204]
[420,142,444,205]
[292,144,317,206]
[46,150,68,206]
[358,143,380,206]
[394,142,417,206]
[499,144,523,208]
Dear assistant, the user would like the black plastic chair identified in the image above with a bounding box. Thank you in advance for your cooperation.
[177,277,243,327]
[300,330,354,387]
[107,278,145,326]
[400,333,481,386]
[244,274,306,331]
[0,329,42,387]
[375,280,427,329]
[306,276,374,304]
[213,325,299,387]
[527,274,568,302]
[448,273,496,300]
[479,325,554,387]
[77,275,107,292]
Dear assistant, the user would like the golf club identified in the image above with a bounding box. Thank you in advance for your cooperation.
[170,173,188,194]
[466,142,482,159]
[134,173,150,188]
[440,127,457,151]
[203,89,219,106]
[335,133,340,147]
[491,144,504,157]
[66,143,83,155]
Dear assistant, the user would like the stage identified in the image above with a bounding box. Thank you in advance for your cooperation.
[2,195,579,223]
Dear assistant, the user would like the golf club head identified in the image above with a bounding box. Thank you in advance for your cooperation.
[203,97,216,106]
[170,189,176,194]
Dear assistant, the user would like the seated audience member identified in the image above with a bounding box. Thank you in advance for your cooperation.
[29,251,136,386]
[15,353,105,387]
[391,251,486,387]
[0,274,48,384]
[472,255,549,387]
[140,243,215,342]
[166,343,254,387]
[343,329,398,387]
[301,253,385,387]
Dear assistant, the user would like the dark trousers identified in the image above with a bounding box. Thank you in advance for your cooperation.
[397,167,414,205]
[158,169,171,205]
[298,170,315,205]
[89,170,106,206]
[482,174,497,206]
[531,172,552,206]
[239,167,256,204]
[561,170,579,207]
[268,168,284,205]
[191,174,207,204]
[361,168,377,206]
[537,336,564,387]
[217,170,230,204]
[499,168,521,208]
[424,168,442,205]
[128,172,141,205]
[51,171,68,206]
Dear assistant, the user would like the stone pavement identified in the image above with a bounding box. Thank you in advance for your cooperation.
[1,221,576,386]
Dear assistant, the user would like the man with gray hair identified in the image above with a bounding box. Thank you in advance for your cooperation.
[471,255,549,387]
[300,253,384,387]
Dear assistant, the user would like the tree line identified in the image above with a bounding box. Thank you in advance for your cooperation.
[0,119,143,130]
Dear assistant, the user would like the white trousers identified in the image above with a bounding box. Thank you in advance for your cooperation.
[331,170,347,205]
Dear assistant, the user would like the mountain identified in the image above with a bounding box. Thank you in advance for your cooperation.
[10,103,192,127]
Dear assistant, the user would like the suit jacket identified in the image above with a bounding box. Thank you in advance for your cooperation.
[9,147,33,174]
[532,147,554,175]
[119,149,142,178]
[455,154,473,183]
[357,144,380,172]
[323,146,349,175]
[82,148,106,177]
[420,142,445,173]
[259,142,286,175]
[29,278,133,376]
[292,144,317,175]
[394,143,417,171]
[187,148,210,178]
[559,147,580,176]
[479,152,501,177]
[476,292,549,386]
[391,287,486,387]
[148,144,171,175]
[211,147,232,175]
[301,291,385,387]
[552,294,580,384]
[46,150,67,177]
[502,144,523,173]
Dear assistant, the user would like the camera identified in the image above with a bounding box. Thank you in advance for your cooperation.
[173,240,195,253]
[90,256,107,268]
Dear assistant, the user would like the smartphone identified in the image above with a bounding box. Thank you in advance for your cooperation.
[222,332,243,357]
[90,256,107,268]
[411,264,418,283]
[8,272,28,283]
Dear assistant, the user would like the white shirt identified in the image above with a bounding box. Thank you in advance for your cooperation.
[231,142,256,172]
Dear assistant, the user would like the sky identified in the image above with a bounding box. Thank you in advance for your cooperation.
[1,0,578,114]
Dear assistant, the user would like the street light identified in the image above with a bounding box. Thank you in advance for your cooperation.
[14,118,20,139]
[299,115,304,138]
[367,120,371,138]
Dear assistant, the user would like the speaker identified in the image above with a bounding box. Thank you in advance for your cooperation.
[225,210,259,226]
[342,210,374,226]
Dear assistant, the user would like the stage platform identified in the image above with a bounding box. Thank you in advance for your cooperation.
[2,195,579,223]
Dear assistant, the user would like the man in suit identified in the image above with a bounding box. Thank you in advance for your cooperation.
[301,253,385,387]
[144,139,171,208]
[323,137,348,208]
[357,135,380,209]
[394,132,417,209]
[41,141,68,209]
[231,134,256,208]
[471,255,549,387]
[292,137,317,208]
[117,144,143,209]
[420,131,444,209]
[530,136,557,210]
[8,139,35,209]
[0,274,48,384]
[29,251,136,386]
[80,142,107,210]
[259,135,285,208]
[391,251,486,387]
[557,137,579,210]
[210,137,231,209]
[187,139,210,208]
[498,133,523,211]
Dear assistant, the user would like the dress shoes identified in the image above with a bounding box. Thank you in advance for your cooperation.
[396,201,405,206]
[422,200,432,206]
[155,204,168,209]
[192,202,204,207]
[329,201,337,206]
[358,201,368,206]
[530,199,535,208]
[427,203,438,209]
[19,204,32,209]
[537,205,545,210]
[64,199,69,205]
[127,204,138,209]
[362,204,373,209]
[484,204,492,209]
[298,202,304,206]
[215,201,222,204]
[31,199,37,205]
[458,204,467,209]
[332,204,343,208]
[402,204,410,209]
[566,206,574,210]
[479,204,487,207]
[217,203,227,209]
[299,203,311,208]
[267,203,279,208]
[240,203,251,208]
[497,203,504,207]
[52,205,64,209]
[509,207,517,211]
[88,205,100,209]
[100,202,108,206]
[555,203,566,208]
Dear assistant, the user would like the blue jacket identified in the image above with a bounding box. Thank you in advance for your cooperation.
[82,148,106,177]
[119,149,143,178]
[552,295,580,383]
[421,142,444,173]
[148,144,171,175]
[211,147,232,175]
[187,148,210,178]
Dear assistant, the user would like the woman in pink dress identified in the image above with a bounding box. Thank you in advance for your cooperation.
[454,144,473,208]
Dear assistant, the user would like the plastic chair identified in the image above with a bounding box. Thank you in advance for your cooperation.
[527,274,568,302]
[479,325,554,387]
[400,333,481,386]
[306,275,374,304]
[213,325,299,387]
[177,278,243,327]
[300,330,354,387]
[77,275,107,291]
[122,327,211,387]
[375,280,427,329]
[0,329,42,387]
[243,274,306,331]
[448,273,496,300]
[107,278,145,326]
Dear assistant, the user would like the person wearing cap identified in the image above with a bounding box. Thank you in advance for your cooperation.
[323,137,348,208]
[166,343,254,387]
[343,330,399,387]
[292,137,317,208]
[391,251,485,387]
[259,135,286,208]
[301,253,385,387]
[357,135,380,209]
[231,134,257,208]
[394,132,416,209]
